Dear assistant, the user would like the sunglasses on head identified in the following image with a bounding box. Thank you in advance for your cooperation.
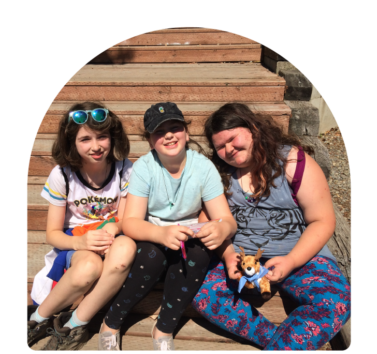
[68,108,109,124]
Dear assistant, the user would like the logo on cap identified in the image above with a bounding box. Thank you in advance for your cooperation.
[159,106,164,113]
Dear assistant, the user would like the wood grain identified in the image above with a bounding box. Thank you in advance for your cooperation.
[65,64,285,85]
[47,101,291,115]
[37,109,290,136]
[28,156,138,176]
[117,30,258,46]
[26,244,53,283]
[56,86,284,103]
[28,231,47,244]
[28,209,48,231]
[90,46,261,64]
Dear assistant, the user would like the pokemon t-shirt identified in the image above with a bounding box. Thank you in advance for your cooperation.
[41,159,133,228]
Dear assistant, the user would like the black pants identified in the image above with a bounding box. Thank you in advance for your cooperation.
[105,238,212,333]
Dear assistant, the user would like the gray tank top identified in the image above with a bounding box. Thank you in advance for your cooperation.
[227,145,335,262]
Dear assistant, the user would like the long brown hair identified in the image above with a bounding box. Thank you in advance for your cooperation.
[204,103,313,200]
[52,101,130,171]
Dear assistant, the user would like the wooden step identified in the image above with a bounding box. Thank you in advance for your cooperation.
[31,134,208,158]
[30,334,260,352]
[30,313,332,350]
[40,101,290,135]
[118,28,259,46]
[90,44,262,64]
[89,28,261,64]
[56,64,285,102]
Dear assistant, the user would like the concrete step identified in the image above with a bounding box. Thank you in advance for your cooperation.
[55,63,285,102]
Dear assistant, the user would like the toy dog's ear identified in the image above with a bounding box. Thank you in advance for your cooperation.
[255,248,264,261]
[239,246,245,261]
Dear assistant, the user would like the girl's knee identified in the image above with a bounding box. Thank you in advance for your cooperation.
[106,236,137,271]
[70,254,103,287]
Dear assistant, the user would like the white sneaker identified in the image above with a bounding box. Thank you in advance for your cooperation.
[151,320,175,351]
[98,323,120,351]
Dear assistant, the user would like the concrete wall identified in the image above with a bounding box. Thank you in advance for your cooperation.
[310,86,338,134]
[262,47,338,134]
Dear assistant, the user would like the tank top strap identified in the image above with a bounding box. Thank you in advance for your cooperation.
[291,146,305,206]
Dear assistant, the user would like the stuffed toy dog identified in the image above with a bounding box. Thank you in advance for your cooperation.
[237,247,271,300]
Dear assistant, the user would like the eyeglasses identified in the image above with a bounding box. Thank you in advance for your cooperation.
[68,108,109,124]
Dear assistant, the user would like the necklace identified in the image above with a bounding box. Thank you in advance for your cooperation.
[161,166,184,210]
[239,170,256,203]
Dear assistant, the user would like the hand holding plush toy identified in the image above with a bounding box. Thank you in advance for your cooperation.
[237,247,271,300]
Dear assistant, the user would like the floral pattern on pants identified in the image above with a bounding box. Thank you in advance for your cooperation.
[192,255,350,350]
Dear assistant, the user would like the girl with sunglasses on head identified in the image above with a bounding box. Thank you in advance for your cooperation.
[98,102,237,351]
[28,102,136,350]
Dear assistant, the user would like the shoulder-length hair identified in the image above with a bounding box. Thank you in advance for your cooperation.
[52,101,130,171]
[204,103,313,200]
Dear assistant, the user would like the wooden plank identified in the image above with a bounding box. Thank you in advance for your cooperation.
[28,156,138,176]
[28,243,53,278]
[40,102,290,135]
[56,86,284,103]
[151,28,224,33]
[47,101,291,116]
[28,204,48,210]
[89,46,261,64]
[28,184,47,206]
[31,333,259,351]
[64,64,285,86]
[28,209,48,230]
[31,136,209,158]
[28,230,47,244]
[28,156,56,176]
[28,176,48,185]
[86,314,259,346]
[117,32,258,46]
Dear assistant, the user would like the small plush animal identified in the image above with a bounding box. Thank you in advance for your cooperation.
[237,247,271,300]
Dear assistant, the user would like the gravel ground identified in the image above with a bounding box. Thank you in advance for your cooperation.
[319,128,351,225]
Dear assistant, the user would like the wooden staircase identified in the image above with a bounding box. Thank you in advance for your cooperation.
[27,28,330,350]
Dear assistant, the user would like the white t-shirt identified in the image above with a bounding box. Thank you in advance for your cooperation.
[41,159,133,228]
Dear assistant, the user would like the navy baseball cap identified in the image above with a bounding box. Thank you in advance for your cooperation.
[144,102,185,133]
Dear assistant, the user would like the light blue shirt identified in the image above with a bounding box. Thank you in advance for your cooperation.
[128,149,224,222]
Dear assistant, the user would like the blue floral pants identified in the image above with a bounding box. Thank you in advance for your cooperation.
[192,255,350,350]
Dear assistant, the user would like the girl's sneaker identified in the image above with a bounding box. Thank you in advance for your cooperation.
[41,312,89,350]
[151,320,175,351]
[27,305,53,346]
[98,324,120,350]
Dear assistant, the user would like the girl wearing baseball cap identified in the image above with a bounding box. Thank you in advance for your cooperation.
[98,102,237,350]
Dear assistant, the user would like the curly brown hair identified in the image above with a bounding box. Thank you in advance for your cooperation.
[204,103,313,200]
[52,102,130,171]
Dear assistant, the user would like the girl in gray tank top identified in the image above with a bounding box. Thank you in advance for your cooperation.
[228,145,335,261]
[191,103,350,350]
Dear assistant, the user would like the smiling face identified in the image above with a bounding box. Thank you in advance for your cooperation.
[75,125,111,165]
[148,120,189,159]
[212,127,254,169]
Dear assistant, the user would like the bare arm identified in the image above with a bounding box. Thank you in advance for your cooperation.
[46,204,114,252]
[122,193,194,250]
[194,194,238,250]
[102,196,127,236]
[265,147,336,282]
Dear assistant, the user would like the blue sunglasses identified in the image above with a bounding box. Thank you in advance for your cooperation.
[68,108,109,124]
